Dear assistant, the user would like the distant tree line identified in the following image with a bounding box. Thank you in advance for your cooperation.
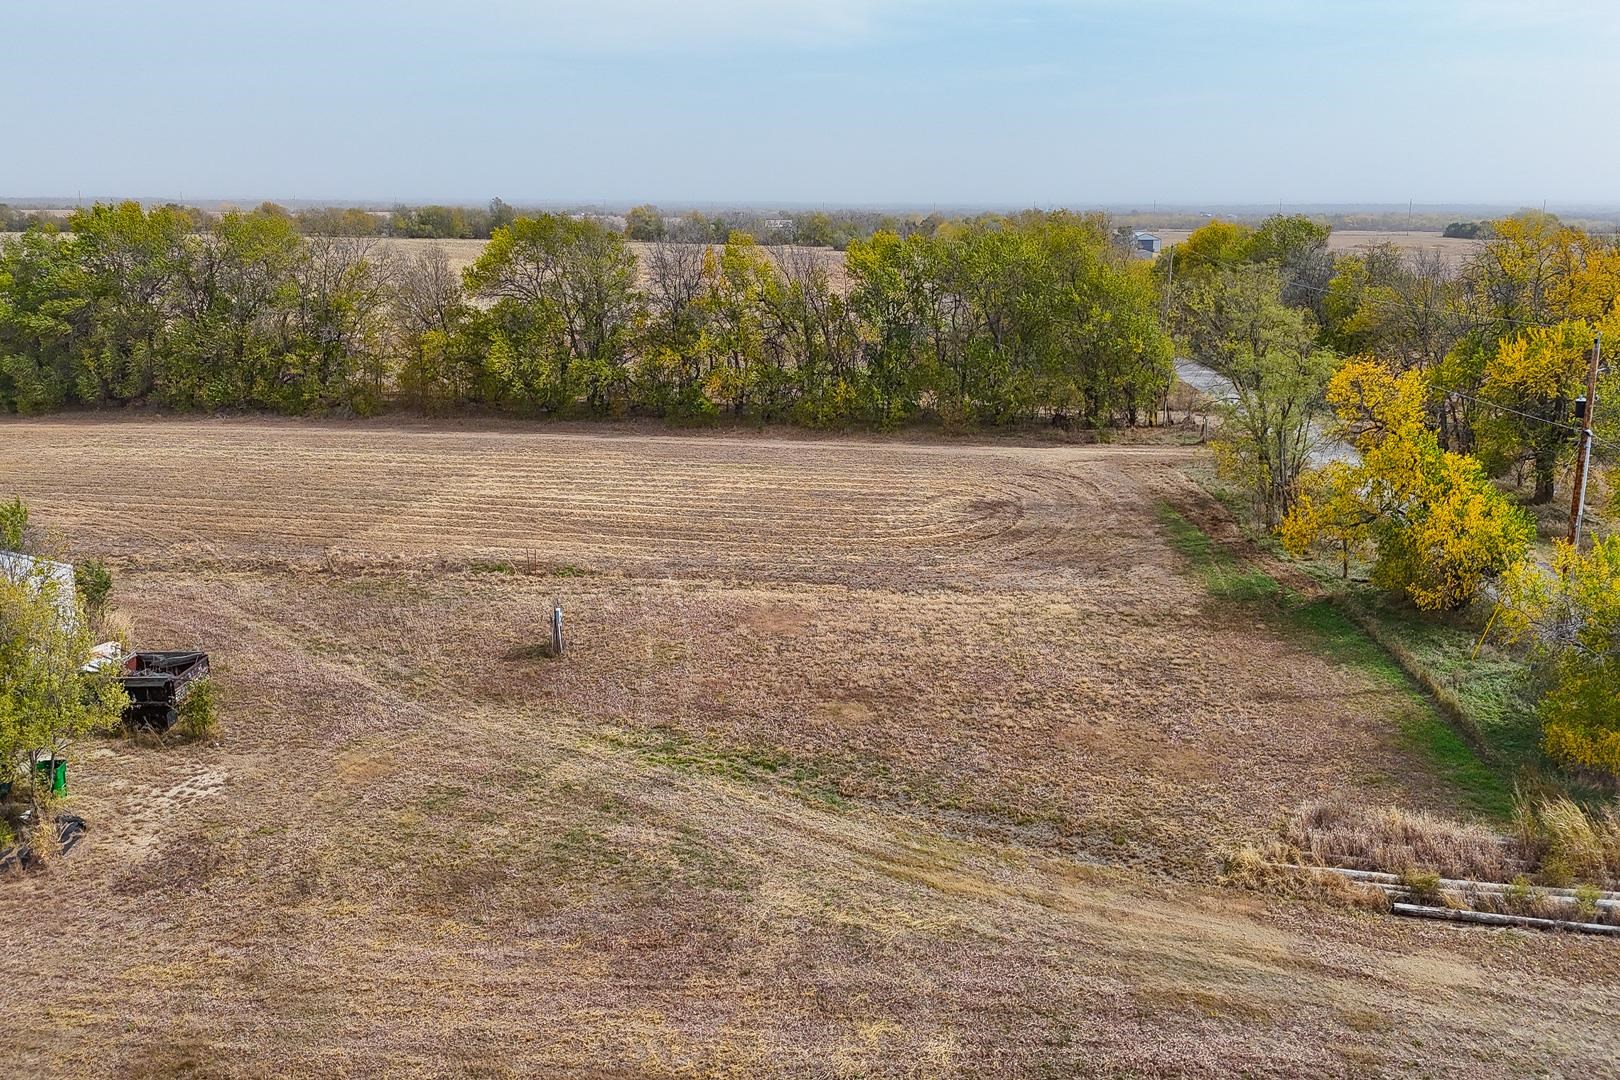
[0,205,71,232]
[5,200,977,251]
[0,202,1173,428]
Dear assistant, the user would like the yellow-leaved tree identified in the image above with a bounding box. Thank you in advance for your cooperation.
[1476,321,1593,503]
[1499,538,1620,777]
[1281,359,1535,610]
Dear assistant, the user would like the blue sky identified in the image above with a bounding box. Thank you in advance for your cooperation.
[3,0,1616,207]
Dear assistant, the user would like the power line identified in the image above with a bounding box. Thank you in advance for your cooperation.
[1434,384,1584,434]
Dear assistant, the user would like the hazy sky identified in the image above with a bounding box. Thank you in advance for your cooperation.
[4,0,1617,206]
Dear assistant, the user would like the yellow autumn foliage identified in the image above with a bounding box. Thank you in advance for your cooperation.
[1281,358,1535,610]
[1500,538,1620,777]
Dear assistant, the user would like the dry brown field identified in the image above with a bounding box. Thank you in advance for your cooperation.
[1,417,1617,1077]
[0,229,1468,281]
[1153,229,1482,266]
[379,237,851,290]
[381,231,1474,283]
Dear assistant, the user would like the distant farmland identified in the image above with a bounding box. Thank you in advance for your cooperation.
[0,229,1476,283]
[378,237,851,289]
[1154,228,1482,265]
[379,230,1477,280]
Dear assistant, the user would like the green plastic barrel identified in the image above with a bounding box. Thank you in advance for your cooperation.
[34,758,66,795]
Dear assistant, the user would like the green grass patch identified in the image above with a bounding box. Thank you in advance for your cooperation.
[1158,503,1514,819]
[1156,506,1282,604]
[1330,586,1540,763]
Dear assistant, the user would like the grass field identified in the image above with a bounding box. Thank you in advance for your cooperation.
[2,417,1617,1077]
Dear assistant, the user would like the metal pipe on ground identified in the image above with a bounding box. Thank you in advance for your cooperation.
[1274,863,1620,903]
[1391,903,1620,937]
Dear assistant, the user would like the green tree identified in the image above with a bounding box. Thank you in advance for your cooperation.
[1501,537,1620,777]
[164,207,304,409]
[1177,266,1335,524]
[0,533,128,817]
[693,233,784,417]
[67,201,195,404]
[284,235,395,413]
[1476,321,1593,502]
[0,228,80,413]
[844,230,927,426]
[624,205,666,242]
[464,215,640,413]
[296,207,383,237]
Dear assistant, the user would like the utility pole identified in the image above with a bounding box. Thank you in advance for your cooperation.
[1568,332,1602,548]
[1162,245,1175,318]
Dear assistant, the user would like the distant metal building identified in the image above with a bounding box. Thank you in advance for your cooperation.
[1132,231,1162,257]
[0,551,79,629]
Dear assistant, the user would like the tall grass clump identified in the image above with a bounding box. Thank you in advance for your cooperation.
[1515,796,1620,888]
[1283,798,1515,882]
[1285,794,1620,892]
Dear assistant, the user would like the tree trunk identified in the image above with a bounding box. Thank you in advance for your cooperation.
[1533,451,1556,504]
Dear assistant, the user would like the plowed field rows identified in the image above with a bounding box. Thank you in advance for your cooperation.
[2,420,1189,588]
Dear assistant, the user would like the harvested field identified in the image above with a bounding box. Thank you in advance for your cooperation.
[1154,228,1482,266]
[2,417,1618,1077]
[379,231,1476,285]
[0,229,1466,283]
[379,237,851,290]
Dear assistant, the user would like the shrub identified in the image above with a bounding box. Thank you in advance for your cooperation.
[1400,868,1442,904]
[1520,796,1619,888]
[0,496,27,550]
[96,609,135,649]
[75,559,113,621]
[174,678,219,742]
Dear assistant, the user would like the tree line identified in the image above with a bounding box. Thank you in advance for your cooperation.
[3,200,957,249]
[0,202,1174,429]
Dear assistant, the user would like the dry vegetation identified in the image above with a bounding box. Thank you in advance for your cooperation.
[1154,228,1483,266]
[377,237,851,291]
[2,417,1619,1077]
[380,232,1461,285]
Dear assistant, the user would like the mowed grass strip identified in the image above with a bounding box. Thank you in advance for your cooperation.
[1156,504,1513,819]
